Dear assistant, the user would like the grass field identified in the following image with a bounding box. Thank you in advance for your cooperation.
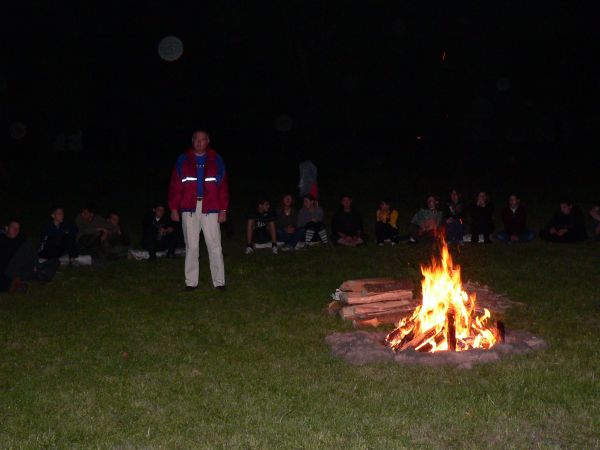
[1,234,599,448]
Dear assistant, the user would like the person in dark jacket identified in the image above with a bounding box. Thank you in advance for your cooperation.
[331,194,365,246]
[142,203,177,260]
[496,194,534,243]
[540,199,587,243]
[38,206,79,260]
[275,194,302,250]
[443,189,466,244]
[470,191,494,244]
[245,198,278,254]
[1,220,58,293]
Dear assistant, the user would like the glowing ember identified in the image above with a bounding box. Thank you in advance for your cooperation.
[385,236,498,352]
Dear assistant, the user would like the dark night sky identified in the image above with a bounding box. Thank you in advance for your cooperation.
[2,1,599,195]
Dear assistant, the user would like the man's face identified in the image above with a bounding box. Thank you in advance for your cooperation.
[427,196,437,210]
[477,192,487,204]
[154,206,165,219]
[380,201,390,212]
[258,201,270,213]
[283,195,293,207]
[341,197,352,210]
[5,222,20,239]
[52,208,64,224]
[450,191,459,203]
[508,195,519,209]
[192,132,209,153]
[81,209,93,222]
[303,197,313,209]
[560,203,572,215]
[109,214,119,226]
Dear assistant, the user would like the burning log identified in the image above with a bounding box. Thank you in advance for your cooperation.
[399,327,438,351]
[496,320,505,343]
[446,312,456,352]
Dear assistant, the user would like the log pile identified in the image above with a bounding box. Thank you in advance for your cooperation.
[327,278,524,329]
[328,278,420,328]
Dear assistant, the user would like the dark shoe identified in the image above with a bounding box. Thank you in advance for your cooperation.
[215,286,226,291]
[184,285,197,292]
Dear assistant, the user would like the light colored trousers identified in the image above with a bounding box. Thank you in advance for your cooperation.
[181,200,225,287]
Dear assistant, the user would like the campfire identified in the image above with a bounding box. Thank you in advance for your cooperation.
[385,236,502,353]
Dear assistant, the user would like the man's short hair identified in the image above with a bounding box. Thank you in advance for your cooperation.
[50,205,64,214]
[192,130,210,140]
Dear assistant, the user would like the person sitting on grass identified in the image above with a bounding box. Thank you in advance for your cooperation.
[470,191,494,244]
[443,189,466,244]
[142,203,177,260]
[375,198,399,246]
[589,202,600,241]
[276,194,302,250]
[1,219,58,294]
[297,194,329,248]
[75,204,111,258]
[496,193,534,243]
[38,205,79,262]
[245,198,278,255]
[408,195,443,243]
[104,212,131,260]
[539,199,587,243]
[331,194,365,246]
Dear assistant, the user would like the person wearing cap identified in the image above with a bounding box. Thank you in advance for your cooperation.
[168,131,229,292]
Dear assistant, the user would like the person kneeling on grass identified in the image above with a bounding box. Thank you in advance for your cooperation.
[246,198,278,254]
[408,195,443,243]
[539,199,587,243]
[276,194,302,250]
[38,205,79,262]
[496,193,534,243]
[297,194,328,248]
[375,198,399,245]
[142,202,177,260]
[331,194,365,246]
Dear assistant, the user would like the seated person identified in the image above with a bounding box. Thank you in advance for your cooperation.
[142,203,176,260]
[297,194,328,247]
[496,193,534,243]
[375,198,399,245]
[104,212,131,259]
[245,198,278,254]
[38,205,79,261]
[470,191,494,244]
[409,195,443,243]
[589,202,600,241]
[331,194,365,246]
[443,189,466,244]
[1,219,58,293]
[540,199,587,243]
[276,194,302,250]
[75,205,111,257]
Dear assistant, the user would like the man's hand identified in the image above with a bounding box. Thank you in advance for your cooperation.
[557,229,568,237]
[218,211,227,223]
[286,225,295,234]
[166,226,174,233]
[171,210,180,223]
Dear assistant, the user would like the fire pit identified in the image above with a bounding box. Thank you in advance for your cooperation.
[326,237,547,368]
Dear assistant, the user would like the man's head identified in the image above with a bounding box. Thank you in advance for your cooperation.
[4,220,20,239]
[508,194,520,209]
[153,203,166,219]
[80,206,95,222]
[303,194,316,209]
[51,206,64,224]
[192,131,210,154]
[426,195,438,210]
[450,189,461,204]
[340,194,353,211]
[476,191,488,205]
[281,194,294,208]
[257,199,270,213]
[559,199,573,215]
[108,213,120,226]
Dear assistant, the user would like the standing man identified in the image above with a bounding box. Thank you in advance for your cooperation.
[168,130,229,291]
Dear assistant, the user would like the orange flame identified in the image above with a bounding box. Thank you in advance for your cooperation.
[386,235,497,352]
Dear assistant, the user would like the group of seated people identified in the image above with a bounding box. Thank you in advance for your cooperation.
[245,190,600,253]
[0,202,183,294]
